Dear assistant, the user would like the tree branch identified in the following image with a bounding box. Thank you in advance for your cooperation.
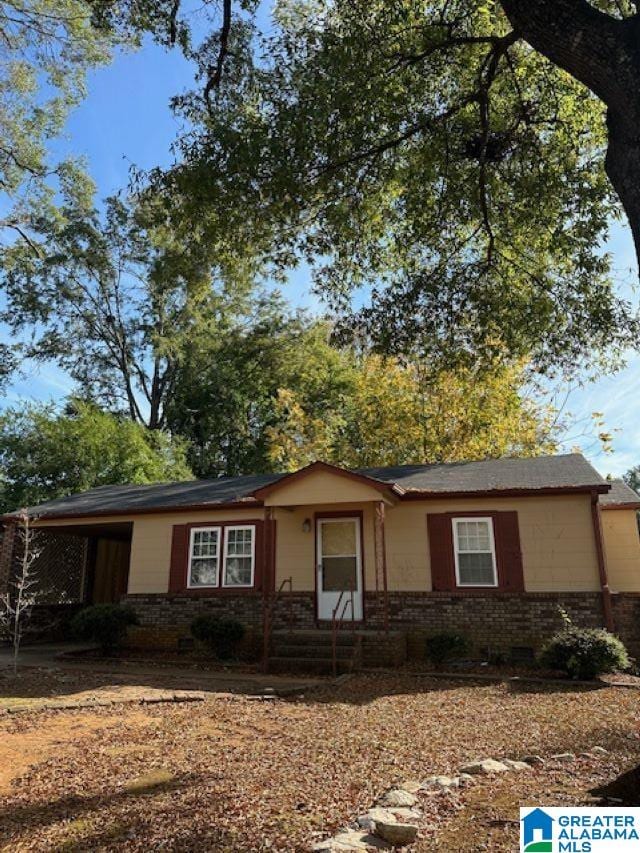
[203,0,231,106]
[500,0,630,109]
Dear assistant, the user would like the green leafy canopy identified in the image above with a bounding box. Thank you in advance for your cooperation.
[154,0,639,374]
[0,399,192,512]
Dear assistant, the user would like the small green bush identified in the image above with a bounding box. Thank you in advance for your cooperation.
[425,632,471,668]
[70,604,139,655]
[190,615,245,660]
[539,626,631,680]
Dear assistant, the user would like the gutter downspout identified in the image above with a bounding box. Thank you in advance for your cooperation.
[590,491,615,633]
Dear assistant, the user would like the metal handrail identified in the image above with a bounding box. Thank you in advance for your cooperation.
[262,576,293,673]
[331,581,356,677]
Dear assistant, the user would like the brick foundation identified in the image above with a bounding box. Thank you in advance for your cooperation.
[122,591,317,643]
[122,591,640,662]
[366,591,640,661]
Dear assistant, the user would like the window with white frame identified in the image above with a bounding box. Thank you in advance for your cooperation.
[223,526,255,587]
[188,527,221,587]
[452,517,497,587]
[188,525,256,588]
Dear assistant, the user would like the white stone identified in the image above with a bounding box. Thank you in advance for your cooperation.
[365,808,397,826]
[399,779,423,793]
[423,774,458,789]
[375,822,419,846]
[590,746,608,755]
[316,831,377,851]
[551,753,575,762]
[378,788,417,808]
[458,773,475,785]
[502,759,532,771]
[460,759,509,775]
[391,807,422,821]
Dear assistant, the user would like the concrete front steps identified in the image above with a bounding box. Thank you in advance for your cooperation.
[268,630,362,675]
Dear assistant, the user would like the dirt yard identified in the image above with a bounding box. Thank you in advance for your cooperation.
[0,673,638,851]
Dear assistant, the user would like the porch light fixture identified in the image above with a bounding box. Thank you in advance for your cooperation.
[302,518,311,533]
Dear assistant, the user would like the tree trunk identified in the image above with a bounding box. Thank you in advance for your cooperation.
[605,109,640,261]
[500,0,640,266]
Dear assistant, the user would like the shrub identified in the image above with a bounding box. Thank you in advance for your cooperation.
[190,615,245,660]
[425,631,471,668]
[70,604,138,655]
[539,626,631,680]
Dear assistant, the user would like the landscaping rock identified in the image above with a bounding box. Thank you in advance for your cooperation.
[399,779,423,794]
[378,788,417,808]
[390,807,422,822]
[502,759,532,771]
[330,831,379,850]
[356,816,376,833]
[314,831,390,851]
[423,774,460,789]
[551,753,576,762]
[362,808,397,827]
[591,746,608,755]
[458,774,475,785]
[375,821,419,846]
[460,759,509,775]
[522,755,545,766]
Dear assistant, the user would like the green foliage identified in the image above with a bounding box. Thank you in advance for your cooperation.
[0,1,120,257]
[1,192,257,428]
[190,614,246,660]
[425,632,472,668]
[0,399,192,512]
[168,301,560,477]
[624,467,640,495]
[266,351,559,470]
[539,626,631,680]
[70,604,139,654]
[155,0,636,376]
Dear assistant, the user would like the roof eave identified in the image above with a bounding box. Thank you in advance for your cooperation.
[600,502,640,511]
[0,497,264,524]
[399,484,610,500]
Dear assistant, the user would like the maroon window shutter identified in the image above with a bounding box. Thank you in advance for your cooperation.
[427,513,455,591]
[169,524,188,593]
[495,511,524,591]
[253,520,265,591]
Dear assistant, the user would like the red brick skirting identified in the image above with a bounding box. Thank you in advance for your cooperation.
[121,591,640,660]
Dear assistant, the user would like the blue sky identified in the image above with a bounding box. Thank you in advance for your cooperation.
[2,31,639,478]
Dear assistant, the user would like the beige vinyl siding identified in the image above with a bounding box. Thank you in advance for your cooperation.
[263,470,385,506]
[128,508,264,594]
[382,495,599,592]
[274,503,376,591]
[601,509,640,592]
[33,491,617,595]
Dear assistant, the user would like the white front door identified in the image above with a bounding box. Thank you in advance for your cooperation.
[316,517,363,621]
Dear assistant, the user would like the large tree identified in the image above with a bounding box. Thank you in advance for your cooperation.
[126,0,640,372]
[1,190,258,428]
[168,308,564,476]
[0,399,192,513]
[0,1,119,248]
[266,352,560,470]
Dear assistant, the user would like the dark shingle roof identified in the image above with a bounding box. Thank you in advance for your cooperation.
[13,453,609,519]
[359,453,607,493]
[21,473,283,518]
[599,479,640,508]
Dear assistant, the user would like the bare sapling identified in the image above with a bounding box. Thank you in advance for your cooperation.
[0,510,43,673]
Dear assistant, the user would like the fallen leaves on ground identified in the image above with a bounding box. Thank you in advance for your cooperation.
[0,674,638,851]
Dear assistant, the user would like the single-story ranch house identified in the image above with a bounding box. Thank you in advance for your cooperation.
[2,453,640,668]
